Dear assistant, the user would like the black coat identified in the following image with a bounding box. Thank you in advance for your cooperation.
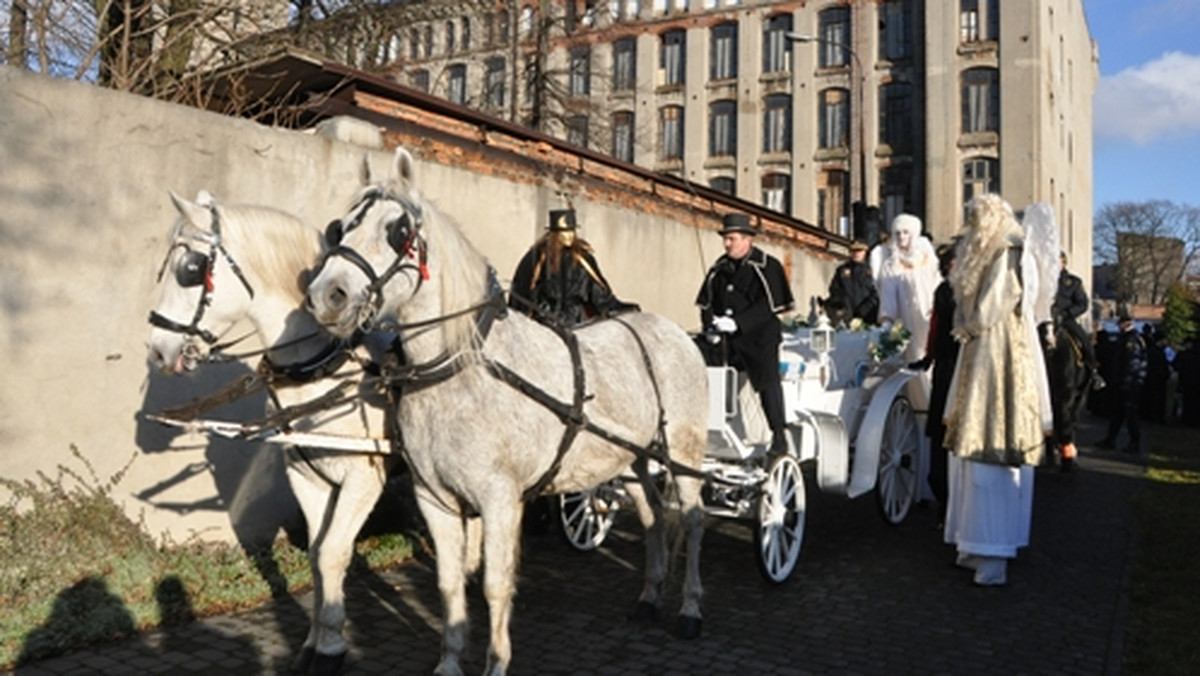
[696,246,794,390]
[1054,270,1089,322]
[926,279,959,439]
[827,259,880,324]
[509,245,623,326]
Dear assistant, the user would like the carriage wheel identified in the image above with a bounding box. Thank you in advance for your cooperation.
[754,454,806,583]
[875,395,920,525]
[558,481,621,551]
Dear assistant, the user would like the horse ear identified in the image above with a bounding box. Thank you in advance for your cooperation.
[169,191,210,231]
[392,147,415,186]
[194,190,216,207]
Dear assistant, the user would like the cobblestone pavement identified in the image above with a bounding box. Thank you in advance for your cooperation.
[12,415,1142,675]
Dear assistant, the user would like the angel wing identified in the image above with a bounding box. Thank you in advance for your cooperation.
[1020,202,1060,324]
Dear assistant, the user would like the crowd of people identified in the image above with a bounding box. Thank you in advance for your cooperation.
[509,197,1199,588]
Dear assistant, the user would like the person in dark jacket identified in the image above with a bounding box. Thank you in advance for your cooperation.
[826,241,879,326]
[696,213,795,456]
[1054,252,1100,384]
[1098,312,1148,454]
[509,209,636,325]
[909,241,958,522]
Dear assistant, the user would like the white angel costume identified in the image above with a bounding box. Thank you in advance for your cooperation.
[941,194,1053,586]
[872,214,941,365]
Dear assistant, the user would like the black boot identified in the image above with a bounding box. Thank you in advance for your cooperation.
[769,431,788,457]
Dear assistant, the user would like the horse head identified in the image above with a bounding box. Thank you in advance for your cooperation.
[147,192,319,374]
[307,147,492,361]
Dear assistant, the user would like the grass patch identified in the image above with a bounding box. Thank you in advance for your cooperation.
[0,445,414,670]
[1123,424,1200,675]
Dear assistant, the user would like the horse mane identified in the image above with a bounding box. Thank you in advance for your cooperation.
[197,203,321,307]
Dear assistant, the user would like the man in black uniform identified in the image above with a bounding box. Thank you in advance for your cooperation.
[696,213,795,455]
[509,209,635,325]
[826,240,879,326]
[1054,252,1101,386]
[1098,311,1147,454]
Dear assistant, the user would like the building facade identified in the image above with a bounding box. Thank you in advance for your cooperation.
[290,0,1096,259]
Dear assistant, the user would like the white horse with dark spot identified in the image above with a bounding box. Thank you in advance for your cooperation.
[305,149,708,676]
[146,192,399,675]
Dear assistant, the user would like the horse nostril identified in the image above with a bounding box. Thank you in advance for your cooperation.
[328,286,348,311]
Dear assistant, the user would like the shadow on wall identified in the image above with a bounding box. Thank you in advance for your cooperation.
[136,359,303,557]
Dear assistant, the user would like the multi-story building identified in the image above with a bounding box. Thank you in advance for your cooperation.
[286,0,1096,257]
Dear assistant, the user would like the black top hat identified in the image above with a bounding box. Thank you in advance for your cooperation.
[1117,309,1133,323]
[548,209,577,231]
[719,213,758,236]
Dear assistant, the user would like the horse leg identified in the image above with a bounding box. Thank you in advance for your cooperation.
[622,465,668,622]
[416,488,470,676]
[285,452,336,674]
[309,459,389,673]
[480,498,523,676]
[672,455,706,639]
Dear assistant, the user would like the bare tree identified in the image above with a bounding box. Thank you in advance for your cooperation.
[1095,200,1200,305]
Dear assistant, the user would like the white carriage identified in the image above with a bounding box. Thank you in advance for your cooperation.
[557,317,925,583]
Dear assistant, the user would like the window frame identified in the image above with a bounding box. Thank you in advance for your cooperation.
[710,22,738,81]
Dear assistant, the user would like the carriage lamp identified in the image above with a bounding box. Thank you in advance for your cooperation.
[811,314,835,355]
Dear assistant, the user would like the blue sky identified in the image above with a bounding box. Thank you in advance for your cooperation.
[1087,0,1200,208]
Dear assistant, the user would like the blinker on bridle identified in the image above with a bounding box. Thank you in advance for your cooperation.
[148,206,256,345]
[317,188,429,318]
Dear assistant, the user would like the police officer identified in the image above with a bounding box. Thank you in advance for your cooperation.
[1098,311,1147,454]
[826,240,879,326]
[1055,252,1101,385]
[509,209,635,325]
[696,213,795,455]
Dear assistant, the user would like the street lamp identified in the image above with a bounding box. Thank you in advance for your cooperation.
[786,31,868,241]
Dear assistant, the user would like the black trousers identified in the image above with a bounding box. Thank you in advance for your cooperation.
[1106,387,1142,446]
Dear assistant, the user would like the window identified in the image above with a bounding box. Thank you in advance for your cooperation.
[710,23,738,80]
[613,38,637,92]
[612,111,635,162]
[710,176,735,196]
[486,58,506,109]
[424,25,433,58]
[962,67,999,133]
[963,157,999,206]
[486,12,494,46]
[708,100,737,157]
[762,173,791,214]
[762,15,793,73]
[818,7,849,68]
[818,170,848,234]
[960,0,999,43]
[448,64,467,105]
[520,6,533,38]
[498,10,510,45]
[409,29,419,60]
[523,55,537,105]
[819,88,849,149]
[609,0,640,21]
[567,115,589,148]
[660,30,685,86]
[411,69,430,92]
[880,165,913,227]
[462,18,471,50]
[659,105,684,160]
[446,22,457,53]
[763,94,791,153]
[569,47,591,97]
[880,82,913,152]
[879,1,913,61]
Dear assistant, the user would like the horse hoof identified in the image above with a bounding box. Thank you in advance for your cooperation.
[290,646,316,673]
[311,651,347,676]
[676,615,702,639]
[626,600,658,623]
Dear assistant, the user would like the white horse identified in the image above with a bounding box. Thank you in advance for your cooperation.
[146,192,400,675]
[305,149,708,676]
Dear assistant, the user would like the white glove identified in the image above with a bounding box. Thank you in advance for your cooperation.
[712,316,738,333]
[706,333,721,344]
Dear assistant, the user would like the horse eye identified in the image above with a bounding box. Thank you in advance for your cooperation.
[325,220,344,247]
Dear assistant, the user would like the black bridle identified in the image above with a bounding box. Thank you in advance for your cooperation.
[148,206,256,346]
[316,187,429,327]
